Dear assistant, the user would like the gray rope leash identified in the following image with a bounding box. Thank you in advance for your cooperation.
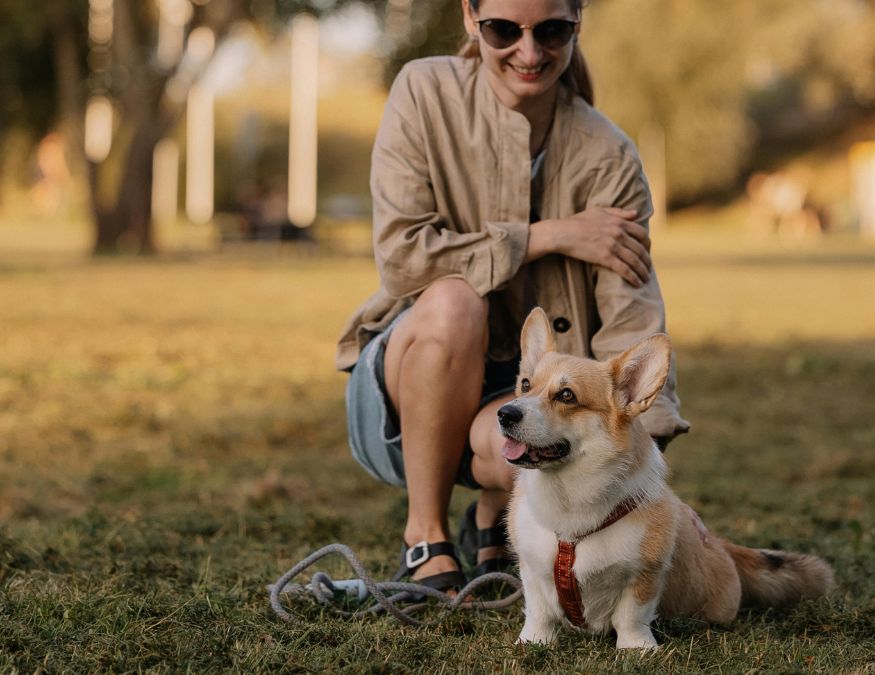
[268,543,523,627]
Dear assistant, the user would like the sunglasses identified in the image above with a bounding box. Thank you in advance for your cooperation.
[476,18,579,50]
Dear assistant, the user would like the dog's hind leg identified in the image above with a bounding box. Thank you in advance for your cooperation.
[611,584,659,649]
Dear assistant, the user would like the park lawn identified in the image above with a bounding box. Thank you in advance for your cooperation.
[1,231,874,672]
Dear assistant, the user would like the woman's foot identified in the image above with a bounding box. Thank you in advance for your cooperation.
[393,540,467,597]
[459,499,515,577]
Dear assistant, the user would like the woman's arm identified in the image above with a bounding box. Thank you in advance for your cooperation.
[574,151,689,441]
[371,65,529,300]
[526,208,652,287]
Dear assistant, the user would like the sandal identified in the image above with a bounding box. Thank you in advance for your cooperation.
[458,501,515,578]
[391,540,467,596]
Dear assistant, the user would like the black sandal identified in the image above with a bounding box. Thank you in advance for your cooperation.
[392,540,467,596]
[458,501,515,578]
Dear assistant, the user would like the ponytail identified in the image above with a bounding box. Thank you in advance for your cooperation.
[562,44,594,106]
[458,0,594,106]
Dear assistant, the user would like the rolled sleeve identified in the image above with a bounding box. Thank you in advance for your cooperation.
[587,150,690,441]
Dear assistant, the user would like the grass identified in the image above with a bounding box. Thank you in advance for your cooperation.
[1,231,874,672]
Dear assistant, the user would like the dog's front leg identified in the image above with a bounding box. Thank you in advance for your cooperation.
[516,565,560,644]
[611,584,659,650]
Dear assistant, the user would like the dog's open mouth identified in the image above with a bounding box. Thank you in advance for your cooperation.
[501,436,571,468]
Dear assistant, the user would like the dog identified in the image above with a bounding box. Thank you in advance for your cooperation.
[500,308,833,649]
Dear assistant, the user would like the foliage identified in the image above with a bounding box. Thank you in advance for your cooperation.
[1,236,874,671]
[0,0,386,253]
[0,1,69,140]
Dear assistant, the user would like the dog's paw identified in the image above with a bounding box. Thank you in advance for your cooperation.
[616,632,659,650]
[517,624,556,645]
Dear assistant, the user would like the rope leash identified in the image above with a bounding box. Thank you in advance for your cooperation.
[268,543,523,627]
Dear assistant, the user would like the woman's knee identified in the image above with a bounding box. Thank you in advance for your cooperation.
[411,278,488,347]
[469,395,516,491]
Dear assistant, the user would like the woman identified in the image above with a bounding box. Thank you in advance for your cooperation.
[338,0,690,593]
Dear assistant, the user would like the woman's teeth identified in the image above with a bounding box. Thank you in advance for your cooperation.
[512,64,546,74]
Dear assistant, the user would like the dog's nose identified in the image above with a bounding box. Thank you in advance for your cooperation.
[497,404,523,427]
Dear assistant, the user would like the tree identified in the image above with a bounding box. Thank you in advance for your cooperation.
[1,0,382,254]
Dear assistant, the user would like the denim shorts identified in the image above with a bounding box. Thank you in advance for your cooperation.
[345,309,519,490]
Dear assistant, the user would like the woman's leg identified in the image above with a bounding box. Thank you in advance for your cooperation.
[468,393,516,565]
[383,278,488,580]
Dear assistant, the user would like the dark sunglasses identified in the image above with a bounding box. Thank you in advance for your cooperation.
[476,18,579,50]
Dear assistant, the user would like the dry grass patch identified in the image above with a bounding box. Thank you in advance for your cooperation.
[1,235,873,672]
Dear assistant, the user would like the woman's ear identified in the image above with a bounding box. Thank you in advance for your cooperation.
[461,0,477,37]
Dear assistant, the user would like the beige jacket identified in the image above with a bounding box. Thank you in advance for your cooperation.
[337,56,689,441]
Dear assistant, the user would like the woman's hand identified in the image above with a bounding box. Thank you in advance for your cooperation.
[527,207,652,287]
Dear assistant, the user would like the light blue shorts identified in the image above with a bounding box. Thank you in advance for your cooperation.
[344,310,518,490]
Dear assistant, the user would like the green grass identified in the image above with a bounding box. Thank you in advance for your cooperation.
[1,234,874,672]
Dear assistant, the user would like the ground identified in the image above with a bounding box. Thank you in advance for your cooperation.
[1,227,874,672]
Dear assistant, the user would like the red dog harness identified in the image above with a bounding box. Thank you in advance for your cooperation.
[553,497,639,628]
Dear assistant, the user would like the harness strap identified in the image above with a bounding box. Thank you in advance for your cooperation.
[554,540,586,626]
[552,497,640,628]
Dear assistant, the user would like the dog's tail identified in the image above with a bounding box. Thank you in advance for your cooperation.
[723,542,834,607]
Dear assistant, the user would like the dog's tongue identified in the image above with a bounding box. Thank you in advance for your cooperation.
[501,438,528,461]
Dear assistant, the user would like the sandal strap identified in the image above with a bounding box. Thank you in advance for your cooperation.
[476,524,508,549]
[473,556,515,578]
[395,540,462,578]
[415,569,467,594]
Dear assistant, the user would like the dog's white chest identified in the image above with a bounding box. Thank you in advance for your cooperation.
[513,499,647,633]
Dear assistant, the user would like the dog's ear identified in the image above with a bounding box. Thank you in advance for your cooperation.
[611,334,671,418]
[520,307,555,373]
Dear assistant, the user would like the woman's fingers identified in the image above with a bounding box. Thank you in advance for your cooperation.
[621,232,652,273]
[623,220,651,251]
[603,207,638,218]
[615,236,651,285]
[561,209,654,285]
[608,258,640,287]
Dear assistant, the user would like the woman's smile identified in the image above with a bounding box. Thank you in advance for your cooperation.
[508,62,550,81]
[464,0,579,112]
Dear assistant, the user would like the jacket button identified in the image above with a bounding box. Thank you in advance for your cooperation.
[552,317,571,333]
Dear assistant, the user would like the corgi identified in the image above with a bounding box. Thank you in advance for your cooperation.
[501,308,833,649]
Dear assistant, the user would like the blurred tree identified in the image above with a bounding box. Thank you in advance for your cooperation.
[0,0,382,254]
[380,0,875,206]
[0,3,58,140]
[0,1,61,203]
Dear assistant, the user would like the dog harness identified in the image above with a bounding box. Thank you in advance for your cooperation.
[553,497,639,628]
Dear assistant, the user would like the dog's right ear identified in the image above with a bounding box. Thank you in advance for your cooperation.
[520,307,555,373]
[611,334,671,418]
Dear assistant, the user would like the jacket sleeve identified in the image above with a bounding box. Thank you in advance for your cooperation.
[586,151,691,441]
[370,65,529,300]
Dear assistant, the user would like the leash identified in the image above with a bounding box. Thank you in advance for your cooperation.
[268,543,522,627]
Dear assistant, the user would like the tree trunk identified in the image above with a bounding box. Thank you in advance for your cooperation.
[49,0,244,255]
[92,120,164,255]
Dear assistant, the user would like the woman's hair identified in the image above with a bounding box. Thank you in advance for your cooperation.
[458,0,594,106]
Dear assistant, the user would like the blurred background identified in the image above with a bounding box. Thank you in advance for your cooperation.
[3,0,875,253]
[1,2,874,670]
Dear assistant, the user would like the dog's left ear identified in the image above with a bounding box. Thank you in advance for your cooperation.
[520,307,556,373]
[611,334,671,418]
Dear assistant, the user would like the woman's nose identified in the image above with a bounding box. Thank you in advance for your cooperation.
[515,29,543,65]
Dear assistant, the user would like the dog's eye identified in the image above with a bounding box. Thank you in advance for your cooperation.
[556,388,577,404]
[520,378,531,393]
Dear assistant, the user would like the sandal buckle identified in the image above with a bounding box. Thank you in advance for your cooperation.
[405,541,430,569]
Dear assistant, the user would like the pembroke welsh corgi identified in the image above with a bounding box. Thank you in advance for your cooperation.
[500,308,833,649]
